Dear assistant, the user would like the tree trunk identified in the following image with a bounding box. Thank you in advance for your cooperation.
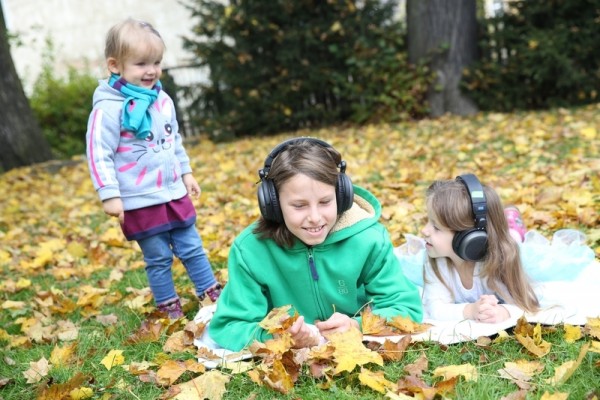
[0,5,52,172]
[407,0,479,117]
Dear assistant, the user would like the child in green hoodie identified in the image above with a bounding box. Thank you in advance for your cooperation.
[209,137,423,351]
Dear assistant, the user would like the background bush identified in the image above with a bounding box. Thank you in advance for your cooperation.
[183,0,432,141]
[463,0,600,111]
[30,62,97,159]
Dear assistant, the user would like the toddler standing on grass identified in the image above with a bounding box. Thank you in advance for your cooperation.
[85,18,220,319]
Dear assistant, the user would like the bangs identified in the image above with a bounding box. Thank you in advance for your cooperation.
[127,29,164,59]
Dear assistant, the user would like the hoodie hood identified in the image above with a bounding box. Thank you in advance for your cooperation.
[92,79,125,107]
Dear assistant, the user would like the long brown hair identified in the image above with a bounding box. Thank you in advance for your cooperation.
[426,179,539,312]
[253,140,342,248]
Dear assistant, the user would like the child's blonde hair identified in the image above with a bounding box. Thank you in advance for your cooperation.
[426,179,539,313]
[104,18,165,64]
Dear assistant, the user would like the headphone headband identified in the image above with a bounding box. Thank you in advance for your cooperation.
[456,173,487,230]
[259,137,341,180]
[256,137,354,223]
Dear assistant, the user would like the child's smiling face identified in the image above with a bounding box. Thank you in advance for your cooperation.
[108,34,164,89]
[119,54,163,88]
[279,173,338,246]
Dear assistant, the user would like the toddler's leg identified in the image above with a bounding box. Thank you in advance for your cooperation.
[171,225,220,301]
[137,232,182,318]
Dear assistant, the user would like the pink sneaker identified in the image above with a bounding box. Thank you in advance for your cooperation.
[157,298,184,319]
[504,206,526,242]
[199,283,222,303]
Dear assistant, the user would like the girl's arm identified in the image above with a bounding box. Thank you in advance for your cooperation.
[422,260,471,320]
[86,107,122,201]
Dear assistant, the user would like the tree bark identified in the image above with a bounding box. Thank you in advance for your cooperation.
[407,0,479,117]
[0,5,52,172]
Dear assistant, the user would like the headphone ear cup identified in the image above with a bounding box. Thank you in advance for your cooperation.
[336,173,354,214]
[257,180,283,223]
[453,229,488,261]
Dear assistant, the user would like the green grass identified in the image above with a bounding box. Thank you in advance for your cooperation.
[1,104,599,399]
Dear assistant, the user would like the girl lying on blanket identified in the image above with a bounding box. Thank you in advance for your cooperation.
[396,174,596,324]
[418,174,540,324]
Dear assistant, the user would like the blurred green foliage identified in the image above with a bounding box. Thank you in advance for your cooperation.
[463,0,600,111]
[183,0,432,141]
[29,56,97,159]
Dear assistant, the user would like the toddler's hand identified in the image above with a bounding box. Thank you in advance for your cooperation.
[102,198,124,223]
[183,174,201,198]
[315,312,360,338]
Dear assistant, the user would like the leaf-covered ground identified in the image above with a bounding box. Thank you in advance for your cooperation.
[0,104,598,399]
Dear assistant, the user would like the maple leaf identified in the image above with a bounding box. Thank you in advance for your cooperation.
[264,333,294,355]
[515,323,552,357]
[101,349,125,370]
[328,327,383,374]
[379,335,412,362]
[169,370,230,400]
[563,324,582,343]
[584,317,600,340]
[387,314,432,334]
[56,320,79,341]
[49,342,77,367]
[164,331,194,354]
[358,367,395,393]
[403,352,428,377]
[96,314,119,326]
[262,358,296,394]
[258,305,298,334]
[125,318,169,344]
[360,306,397,336]
[540,391,569,400]
[69,387,94,399]
[545,342,590,386]
[23,357,50,383]
[128,361,158,375]
[157,360,188,386]
[395,373,438,398]
[432,363,478,382]
[36,372,88,400]
[498,360,544,390]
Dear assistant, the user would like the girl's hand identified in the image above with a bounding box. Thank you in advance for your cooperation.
[183,174,201,198]
[476,302,510,324]
[315,312,360,338]
[102,198,124,223]
[287,316,320,348]
[478,294,499,306]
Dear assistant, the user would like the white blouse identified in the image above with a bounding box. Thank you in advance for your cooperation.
[421,258,522,321]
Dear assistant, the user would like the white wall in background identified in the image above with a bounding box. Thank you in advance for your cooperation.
[1,0,199,93]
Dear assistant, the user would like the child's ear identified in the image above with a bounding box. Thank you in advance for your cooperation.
[107,58,120,74]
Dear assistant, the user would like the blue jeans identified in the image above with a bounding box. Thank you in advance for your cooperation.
[137,225,216,304]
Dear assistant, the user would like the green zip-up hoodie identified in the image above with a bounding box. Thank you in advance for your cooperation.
[209,185,423,351]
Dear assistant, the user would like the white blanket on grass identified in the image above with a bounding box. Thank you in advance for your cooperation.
[194,260,600,366]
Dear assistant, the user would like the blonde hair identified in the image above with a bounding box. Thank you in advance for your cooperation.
[426,179,539,313]
[104,18,165,65]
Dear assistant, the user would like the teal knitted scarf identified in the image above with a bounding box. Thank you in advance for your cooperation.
[109,74,162,139]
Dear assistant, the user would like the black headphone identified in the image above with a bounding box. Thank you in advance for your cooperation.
[257,137,354,223]
[452,173,488,261]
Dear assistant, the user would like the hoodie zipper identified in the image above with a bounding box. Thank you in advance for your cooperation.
[308,248,319,281]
